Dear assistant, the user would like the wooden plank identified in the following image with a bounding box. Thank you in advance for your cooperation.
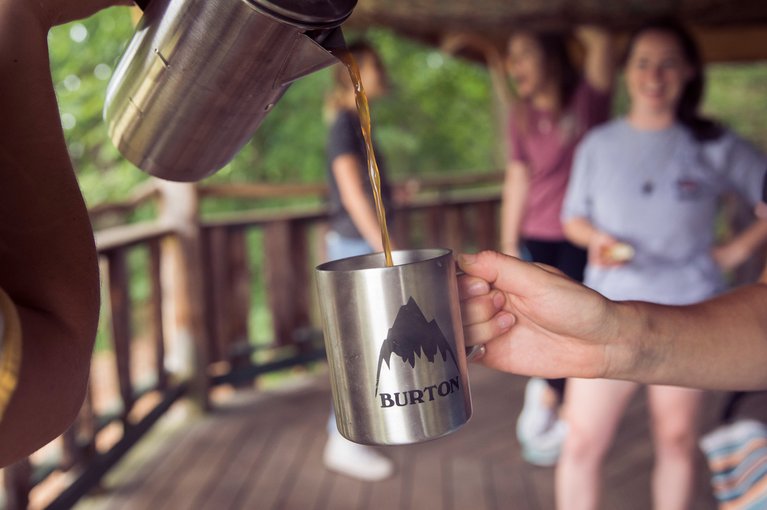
[203,227,229,363]
[426,206,443,248]
[226,228,253,372]
[288,221,312,350]
[405,449,445,510]
[447,457,492,510]
[197,172,504,203]
[365,446,408,509]
[74,366,729,510]
[264,221,293,347]
[321,469,369,510]
[393,210,412,249]
[95,222,174,253]
[148,240,168,391]
[235,418,322,509]
[272,423,331,510]
[193,428,280,509]
[96,412,205,510]
[153,415,255,510]
[263,220,312,348]
[444,205,464,254]
[693,26,767,63]
[157,182,209,411]
[488,456,533,510]
[108,249,134,416]
[475,201,498,251]
[198,182,328,200]
[4,458,32,510]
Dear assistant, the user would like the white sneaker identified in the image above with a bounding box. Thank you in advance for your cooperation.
[323,432,394,482]
[516,378,566,467]
[516,378,558,444]
[521,419,568,467]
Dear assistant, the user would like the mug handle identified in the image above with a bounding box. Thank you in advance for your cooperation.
[455,264,486,362]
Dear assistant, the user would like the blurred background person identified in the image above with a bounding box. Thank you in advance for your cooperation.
[500,26,615,466]
[321,40,396,481]
[559,19,767,510]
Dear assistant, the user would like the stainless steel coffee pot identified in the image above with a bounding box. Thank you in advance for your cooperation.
[104,0,356,181]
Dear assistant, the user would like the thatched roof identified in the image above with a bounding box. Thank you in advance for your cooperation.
[346,0,767,61]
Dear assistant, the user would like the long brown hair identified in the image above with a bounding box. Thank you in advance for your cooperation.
[622,18,722,141]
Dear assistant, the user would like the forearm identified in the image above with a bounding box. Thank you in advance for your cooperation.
[577,26,614,93]
[729,218,767,263]
[500,162,529,253]
[610,284,767,390]
[0,1,100,464]
[563,217,598,249]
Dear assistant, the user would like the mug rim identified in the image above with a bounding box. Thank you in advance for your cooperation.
[316,248,452,273]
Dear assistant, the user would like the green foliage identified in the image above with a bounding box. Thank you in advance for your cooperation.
[50,13,497,204]
[209,28,498,187]
[705,64,767,147]
[50,11,767,206]
[49,7,144,206]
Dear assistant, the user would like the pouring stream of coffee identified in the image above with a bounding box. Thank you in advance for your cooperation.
[333,49,394,267]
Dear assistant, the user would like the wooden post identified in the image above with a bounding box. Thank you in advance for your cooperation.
[148,240,168,391]
[426,206,443,248]
[203,227,229,363]
[227,229,253,371]
[156,180,209,412]
[60,388,96,471]
[394,209,411,249]
[290,221,312,352]
[3,459,32,510]
[445,205,464,254]
[201,226,252,376]
[107,248,134,418]
[264,219,311,348]
[475,201,498,251]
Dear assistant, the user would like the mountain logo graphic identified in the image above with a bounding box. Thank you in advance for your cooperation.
[374,297,459,397]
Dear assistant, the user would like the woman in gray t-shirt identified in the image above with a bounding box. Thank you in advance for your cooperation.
[558,19,767,510]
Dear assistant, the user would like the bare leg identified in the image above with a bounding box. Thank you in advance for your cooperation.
[556,378,639,510]
[648,385,703,510]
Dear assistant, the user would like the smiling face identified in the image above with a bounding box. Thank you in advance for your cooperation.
[506,33,548,100]
[625,30,694,120]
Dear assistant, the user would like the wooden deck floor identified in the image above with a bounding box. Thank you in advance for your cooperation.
[75,365,734,510]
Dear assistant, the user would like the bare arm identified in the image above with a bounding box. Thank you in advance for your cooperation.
[616,282,767,390]
[713,218,767,271]
[458,250,767,391]
[563,216,597,248]
[332,155,387,251]
[575,26,614,93]
[500,161,530,257]
[0,0,127,466]
[563,216,623,266]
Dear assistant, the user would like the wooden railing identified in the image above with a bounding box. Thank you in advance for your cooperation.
[1,171,503,509]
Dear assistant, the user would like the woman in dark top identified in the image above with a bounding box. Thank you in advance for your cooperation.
[325,41,394,262]
[322,41,395,481]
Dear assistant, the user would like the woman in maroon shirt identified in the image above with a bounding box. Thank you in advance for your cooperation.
[501,27,615,466]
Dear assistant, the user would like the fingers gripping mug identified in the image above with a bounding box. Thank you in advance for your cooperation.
[315,249,473,445]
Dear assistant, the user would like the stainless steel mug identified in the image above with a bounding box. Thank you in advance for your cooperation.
[315,249,473,445]
[104,0,356,182]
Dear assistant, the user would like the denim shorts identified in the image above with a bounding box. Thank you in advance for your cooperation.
[325,230,373,262]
